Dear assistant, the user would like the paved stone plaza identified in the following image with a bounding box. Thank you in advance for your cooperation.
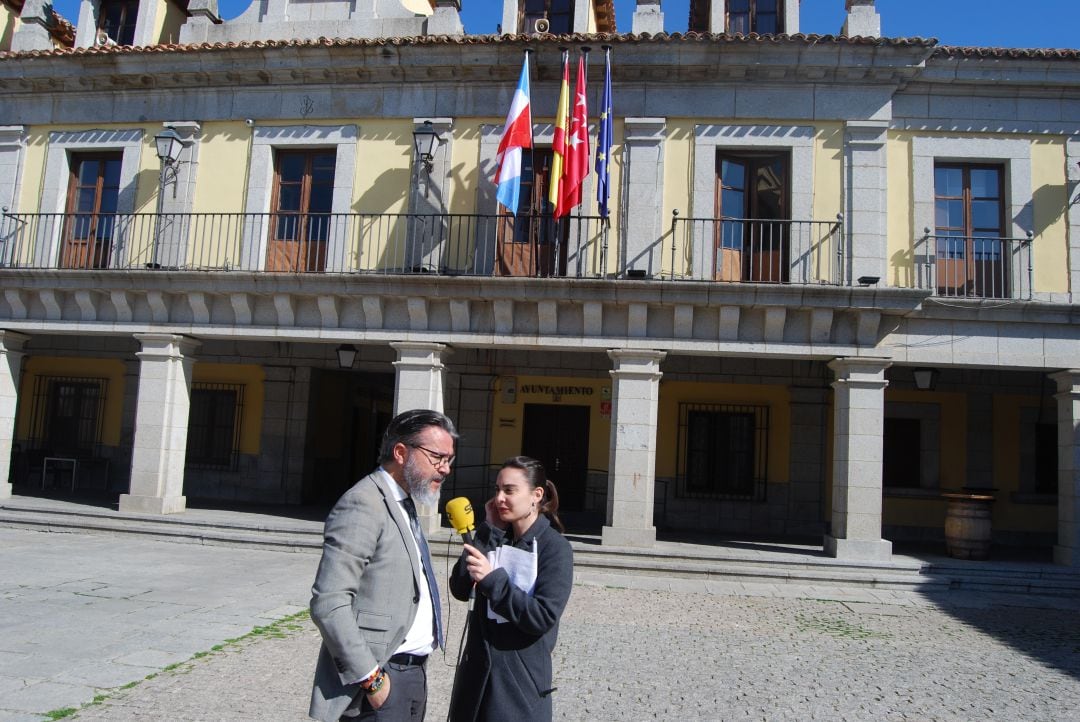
[2,526,1079,721]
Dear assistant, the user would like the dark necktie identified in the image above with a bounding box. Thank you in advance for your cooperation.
[402,496,444,649]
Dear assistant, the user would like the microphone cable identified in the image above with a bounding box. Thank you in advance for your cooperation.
[442,534,474,722]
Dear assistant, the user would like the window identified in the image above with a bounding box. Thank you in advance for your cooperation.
[520,0,574,34]
[63,153,122,269]
[883,418,921,489]
[728,0,782,34]
[187,384,244,470]
[268,150,336,272]
[496,148,568,277]
[934,163,1008,298]
[98,0,138,45]
[677,403,768,500]
[715,151,790,282]
[26,376,107,455]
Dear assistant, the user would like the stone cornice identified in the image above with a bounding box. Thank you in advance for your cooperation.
[0,271,929,358]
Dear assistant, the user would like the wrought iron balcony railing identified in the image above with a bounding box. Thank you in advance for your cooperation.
[914,230,1035,300]
[0,211,613,278]
[669,214,845,285]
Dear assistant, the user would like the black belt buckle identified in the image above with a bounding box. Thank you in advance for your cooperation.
[389,653,427,666]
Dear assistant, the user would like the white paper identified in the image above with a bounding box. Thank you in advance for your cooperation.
[485,540,538,623]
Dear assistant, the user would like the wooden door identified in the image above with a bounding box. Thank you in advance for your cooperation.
[267,150,335,272]
[934,164,1007,298]
[496,149,567,277]
[63,154,121,269]
[715,153,789,283]
[521,403,589,511]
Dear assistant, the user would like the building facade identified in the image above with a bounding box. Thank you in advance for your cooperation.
[1,0,1078,565]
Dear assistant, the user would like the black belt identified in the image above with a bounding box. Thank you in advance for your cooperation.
[389,653,428,667]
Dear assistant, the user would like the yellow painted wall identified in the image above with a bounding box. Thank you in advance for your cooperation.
[400,0,433,15]
[158,0,189,45]
[191,121,251,213]
[881,389,967,528]
[1,4,17,50]
[888,131,1070,294]
[886,132,914,288]
[655,381,791,483]
[1030,139,1070,293]
[991,394,1057,533]
[192,363,265,455]
[489,375,613,472]
[17,357,127,446]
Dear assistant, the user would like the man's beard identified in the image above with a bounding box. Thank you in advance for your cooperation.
[403,454,442,508]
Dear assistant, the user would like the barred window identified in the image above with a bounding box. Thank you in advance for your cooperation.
[677,403,768,501]
[187,383,244,470]
[27,376,107,455]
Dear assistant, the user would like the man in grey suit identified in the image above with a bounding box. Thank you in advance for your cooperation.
[309,408,458,722]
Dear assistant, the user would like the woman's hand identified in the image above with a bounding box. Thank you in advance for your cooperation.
[462,543,493,583]
[484,497,507,530]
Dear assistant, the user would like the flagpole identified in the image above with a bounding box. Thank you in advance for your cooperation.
[598,45,612,277]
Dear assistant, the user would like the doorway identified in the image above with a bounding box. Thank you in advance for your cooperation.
[303,369,394,505]
[520,403,590,512]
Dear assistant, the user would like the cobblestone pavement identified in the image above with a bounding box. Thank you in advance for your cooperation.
[69,584,1080,722]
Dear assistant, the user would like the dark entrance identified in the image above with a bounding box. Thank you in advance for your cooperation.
[520,403,589,512]
[303,369,394,505]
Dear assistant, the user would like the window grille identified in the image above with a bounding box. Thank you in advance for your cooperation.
[186,383,244,471]
[26,376,107,455]
[676,402,768,501]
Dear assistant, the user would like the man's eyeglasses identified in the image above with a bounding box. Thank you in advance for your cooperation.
[409,444,455,469]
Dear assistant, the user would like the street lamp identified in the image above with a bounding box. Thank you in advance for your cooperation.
[412,121,441,173]
[151,128,185,268]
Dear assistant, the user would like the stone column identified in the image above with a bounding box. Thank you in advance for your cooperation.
[119,334,201,515]
[845,120,889,286]
[622,118,666,277]
[10,0,55,52]
[1067,140,1080,303]
[0,331,30,500]
[602,349,666,547]
[825,357,893,561]
[392,342,450,534]
[1051,370,1080,567]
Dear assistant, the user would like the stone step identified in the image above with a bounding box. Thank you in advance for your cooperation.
[2,501,1077,597]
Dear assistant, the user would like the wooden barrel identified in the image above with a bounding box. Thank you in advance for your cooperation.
[942,493,994,560]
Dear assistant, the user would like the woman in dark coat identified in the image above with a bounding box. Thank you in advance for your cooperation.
[448,456,574,722]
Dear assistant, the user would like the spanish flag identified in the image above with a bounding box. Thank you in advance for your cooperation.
[549,50,571,216]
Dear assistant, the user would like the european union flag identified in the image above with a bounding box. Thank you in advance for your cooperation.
[595,49,613,219]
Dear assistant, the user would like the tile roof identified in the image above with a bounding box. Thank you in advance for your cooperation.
[0,31,942,60]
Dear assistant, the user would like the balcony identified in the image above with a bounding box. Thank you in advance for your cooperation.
[914,231,1035,300]
[1,211,853,286]
[669,215,846,285]
[0,211,612,278]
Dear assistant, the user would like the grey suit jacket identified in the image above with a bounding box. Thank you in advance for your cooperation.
[308,470,423,722]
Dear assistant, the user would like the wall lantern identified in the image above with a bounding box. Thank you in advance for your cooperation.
[912,367,938,391]
[857,275,880,287]
[336,344,358,369]
[154,128,185,166]
[412,120,442,173]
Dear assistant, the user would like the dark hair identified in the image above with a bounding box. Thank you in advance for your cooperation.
[501,455,564,534]
[378,409,458,464]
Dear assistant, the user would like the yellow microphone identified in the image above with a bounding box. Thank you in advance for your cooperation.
[445,496,476,544]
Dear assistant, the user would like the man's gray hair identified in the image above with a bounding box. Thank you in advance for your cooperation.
[378,409,458,464]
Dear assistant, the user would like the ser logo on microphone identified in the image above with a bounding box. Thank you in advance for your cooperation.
[445,496,476,545]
